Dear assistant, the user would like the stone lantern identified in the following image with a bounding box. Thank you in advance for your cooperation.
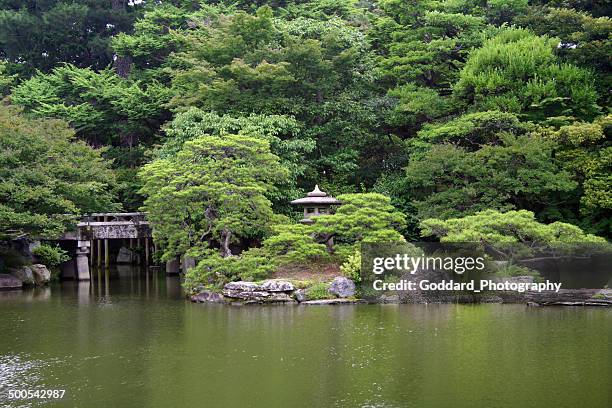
[290,185,341,224]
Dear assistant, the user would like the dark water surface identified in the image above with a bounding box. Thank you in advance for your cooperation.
[1,266,610,408]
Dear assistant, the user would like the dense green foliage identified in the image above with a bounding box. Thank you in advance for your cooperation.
[0,0,141,77]
[0,106,118,237]
[32,243,70,266]
[421,209,607,261]
[421,209,606,244]
[1,1,609,285]
[140,131,287,260]
[183,192,405,290]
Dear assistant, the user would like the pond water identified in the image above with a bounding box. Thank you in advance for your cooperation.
[1,266,610,408]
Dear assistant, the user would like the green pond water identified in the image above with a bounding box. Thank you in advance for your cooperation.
[1,266,610,408]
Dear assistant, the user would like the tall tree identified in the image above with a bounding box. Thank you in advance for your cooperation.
[0,0,142,78]
[140,133,287,259]
[453,28,600,123]
[0,105,118,238]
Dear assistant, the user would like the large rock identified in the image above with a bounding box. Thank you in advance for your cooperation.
[165,258,180,274]
[0,274,23,290]
[260,280,294,292]
[10,266,34,285]
[221,281,297,303]
[294,289,307,302]
[222,289,269,301]
[262,293,296,303]
[182,256,196,273]
[329,277,356,298]
[30,264,51,285]
[224,281,262,292]
[116,247,134,264]
[191,290,226,303]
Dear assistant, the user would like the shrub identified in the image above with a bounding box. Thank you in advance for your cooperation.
[183,248,276,294]
[340,248,361,282]
[305,282,331,300]
[32,244,70,266]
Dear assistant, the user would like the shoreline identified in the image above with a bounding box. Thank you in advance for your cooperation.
[190,280,612,307]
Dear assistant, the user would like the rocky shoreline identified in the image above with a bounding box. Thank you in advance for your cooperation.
[0,264,52,290]
[191,277,363,305]
[190,277,612,307]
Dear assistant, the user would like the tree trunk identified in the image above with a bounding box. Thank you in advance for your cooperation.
[220,228,233,258]
[111,0,132,78]
[114,55,132,78]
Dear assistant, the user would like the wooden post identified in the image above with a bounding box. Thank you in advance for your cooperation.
[104,215,110,267]
[90,238,95,266]
[97,239,102,267]
[145,237,150,266]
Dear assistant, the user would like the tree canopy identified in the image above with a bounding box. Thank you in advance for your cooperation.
[0,105,118,237]
[140,132,287,260]
[0,0,609,285]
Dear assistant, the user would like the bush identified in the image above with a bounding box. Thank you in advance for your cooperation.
[340,248,361,282]
[305,282,330,300]
[183,248,276,294]
[32,244,70,266]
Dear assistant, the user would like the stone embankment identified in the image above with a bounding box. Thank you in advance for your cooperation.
[190,275,611,307]
[526,289,612,306]
[191,277,362,305]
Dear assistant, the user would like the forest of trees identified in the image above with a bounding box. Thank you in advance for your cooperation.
[1,1,609,289]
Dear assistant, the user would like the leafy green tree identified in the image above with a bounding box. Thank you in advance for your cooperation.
[314,193,406,246]
[454,28,600,122]
[11,64,169,147]
[139,133,287,260]
[529,0,610,18]
[111,1,205,73]
[0,0,141,78]
[407,110,530,153]
[0,60,16,96]
[368,0,501,135]
[165,7,386,188]
[374,3,489,90]
[10,64,171,209]
[422,209,605,243]
[405,135,576,221]
[516,6,611,106]
[421,209,607,262]
[548,115,612,235]
[157,107,315,211]
[183,247,276,292]
[262,223,329,263]
[0,105,118,238]
[485,0,529,25]
[388,111,576,228]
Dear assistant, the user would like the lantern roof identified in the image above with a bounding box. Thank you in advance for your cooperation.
[290,185,341,205]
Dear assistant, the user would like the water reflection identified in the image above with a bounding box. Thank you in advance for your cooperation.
[1,270,611,408]
[84,265,184,300]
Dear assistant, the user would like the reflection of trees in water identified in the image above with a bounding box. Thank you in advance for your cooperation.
[68,266,187,406]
